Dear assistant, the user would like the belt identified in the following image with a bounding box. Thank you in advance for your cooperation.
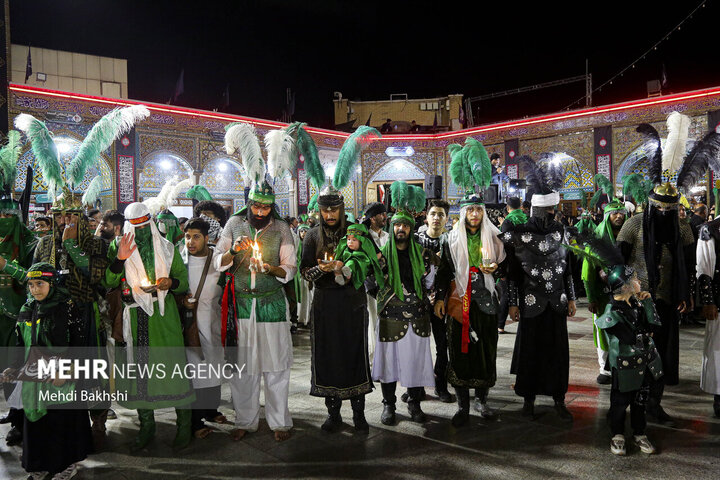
[0,274,13,288]
[236,286,282,299]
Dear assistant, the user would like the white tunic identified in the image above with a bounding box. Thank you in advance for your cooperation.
[697,235,720,394]
[185,252,224,389]
[372,328,435,388]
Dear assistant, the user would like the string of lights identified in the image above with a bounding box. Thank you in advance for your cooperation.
[562,0,708,111]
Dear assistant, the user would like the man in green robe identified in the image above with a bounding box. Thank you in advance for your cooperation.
[104,201,194,451]
[581,199,627,385]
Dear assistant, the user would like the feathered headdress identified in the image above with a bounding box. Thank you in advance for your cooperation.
[662,111,691,174]
[520,155,564,207]
[81,175,104,207]
[287,122,325,189]
[264,128,297,180]
[143,175,178,216]
[590,173,615,209]
[621,173,652,206]
[390,181,425,226]
[333,126,380,191]
[676,130,720,192]
[15,105,150,211]
[224,122,265,186]
[565,233,635,293]
[0,131,22,197]
[447,137,493,206]
[636,123,663,186]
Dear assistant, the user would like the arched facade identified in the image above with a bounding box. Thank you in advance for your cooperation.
[138,151,194,203]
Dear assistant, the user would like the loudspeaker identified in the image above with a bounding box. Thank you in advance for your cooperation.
[425,175,442,199]
[483,184,498,204]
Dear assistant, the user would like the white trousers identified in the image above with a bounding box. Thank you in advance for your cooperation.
[597,347,610,376]
[229,368,292,432]
[366,294,378,362]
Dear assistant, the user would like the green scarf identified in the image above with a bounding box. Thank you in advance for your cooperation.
[134,226,156,282]
[0,216,34,264]
[467,230,483,268]
[381,219,424,301]
[504,209,528,226]
[335,227,385,290]
[575,215,597,234]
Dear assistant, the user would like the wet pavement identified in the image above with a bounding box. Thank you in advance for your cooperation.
[1,302,719,479]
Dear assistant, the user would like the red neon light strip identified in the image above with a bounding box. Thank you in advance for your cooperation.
[10,83,720,142]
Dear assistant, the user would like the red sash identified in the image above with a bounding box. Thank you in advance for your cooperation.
[461,266,479,354]
[220,272,237,347]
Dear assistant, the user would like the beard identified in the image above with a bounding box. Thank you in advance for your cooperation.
[100,229,115,241]
[248,213,272,230]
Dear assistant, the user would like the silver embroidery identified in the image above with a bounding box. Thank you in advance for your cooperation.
[521,233,532,243]
[525,294,536,306]
[542,270,552,280]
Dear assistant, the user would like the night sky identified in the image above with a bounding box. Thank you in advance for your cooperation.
[9,0,720,129]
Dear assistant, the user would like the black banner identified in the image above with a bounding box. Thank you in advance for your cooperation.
[594,126,613,182]
[504,139,519,179]
[115,128,137,213]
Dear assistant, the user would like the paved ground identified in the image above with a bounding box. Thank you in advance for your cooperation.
[1,302,719,479]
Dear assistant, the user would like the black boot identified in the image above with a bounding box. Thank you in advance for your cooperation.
[5,426,22,446]
[553,395,573,422]
[435,372,454,403]
[714,395,720,418]
[407,387,427,423]
[380,382,397,426]
[321,397,342,433]
[350,395,369,433]
[522,396,535,418]
[474,388,495,418]
[451,386,470,427]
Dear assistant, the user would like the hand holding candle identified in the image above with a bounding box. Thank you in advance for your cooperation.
[480,247,497,274]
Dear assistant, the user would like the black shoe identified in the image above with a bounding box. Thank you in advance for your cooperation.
[321,413,342,432]
[407,402,427,423]
[290,324,298,334]
[5,426,22,446]
[380,404,396,426]
[521,400,535,418]
[596,374,611,385]
[0,414,10,424]
[353,412,369,433]
[435,389,455,403]
[647,404,675,427]
[554,401,573,422]
[451,408,469,427]
[401,389,425,403]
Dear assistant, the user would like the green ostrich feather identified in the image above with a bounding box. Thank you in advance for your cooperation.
[622,173,650,205]
[67,105,150,188]
[410,185,427,212]
[186,185,213,201]
[448,143,473,192]
[287,122,325,189]
[390,181,409,211]
[0,130,22,190]
[308,192,319,212]
[14,114,63,195]
[594,173,614,197]
[333,126,381,190]
[589,189,603,209]
[464,138,492,189]
[82,175,103,206]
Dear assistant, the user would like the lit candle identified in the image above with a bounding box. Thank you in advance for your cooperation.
[481,247,492,267]
[140,277,151,287]
[324,252,328,262]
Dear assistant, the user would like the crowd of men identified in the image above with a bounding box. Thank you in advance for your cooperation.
[0,175,719,478]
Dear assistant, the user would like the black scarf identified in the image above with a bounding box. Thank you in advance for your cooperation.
[642,206,689,304]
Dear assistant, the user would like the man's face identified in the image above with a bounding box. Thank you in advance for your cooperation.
[53,213,67,229]
[609,211,626,229]
[184,228,208,256]
[88,213,101,230]
[371,212,387,229]
[98,220,117,240]
[465,205,484,228]
[678,207,687,219]
[427,207,447,230]
[200,209,218,221]
[0,213,14,219]
[695,207,708,220]
[393,222,411,242]
[299,229,307,240]
[320,206,341,226]
[35,220,50,232]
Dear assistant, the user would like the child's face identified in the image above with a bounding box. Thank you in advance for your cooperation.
[346,234,360,251]
[28,279,51,301]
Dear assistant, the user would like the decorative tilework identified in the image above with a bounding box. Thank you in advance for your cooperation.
[138,153,194,201]
[139,132,196,169]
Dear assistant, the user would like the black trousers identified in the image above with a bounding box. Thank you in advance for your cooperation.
[496,278,509,330]
[191,385,222,432]
[609,387,646,436]
[430,312,449,392]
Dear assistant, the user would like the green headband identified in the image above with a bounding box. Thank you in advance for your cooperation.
[391,210,415,227]
[248,189,276,205]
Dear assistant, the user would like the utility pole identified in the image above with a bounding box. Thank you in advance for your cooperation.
[585,59,592,107]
